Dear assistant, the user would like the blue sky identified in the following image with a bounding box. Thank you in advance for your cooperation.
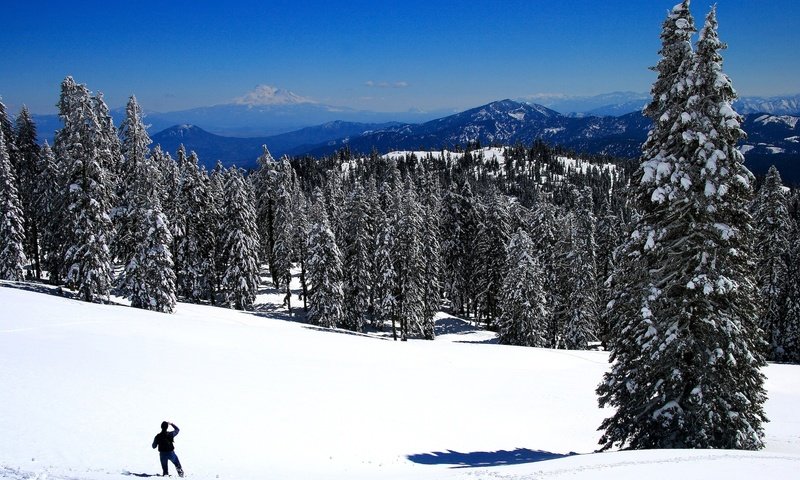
[2,0,798,114]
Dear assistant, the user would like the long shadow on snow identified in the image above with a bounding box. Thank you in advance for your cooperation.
[435,316,481,336]
[122,472,160,478]
[248,302,307,323]
[435,316,500,344]
[0,279,77,299]
[407,448,576,468]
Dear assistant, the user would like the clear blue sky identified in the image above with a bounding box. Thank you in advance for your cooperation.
[2,0,798,114]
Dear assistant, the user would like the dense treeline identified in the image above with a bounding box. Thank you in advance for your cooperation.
[0,71,799,354]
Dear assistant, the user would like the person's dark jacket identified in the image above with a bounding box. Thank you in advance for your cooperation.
[152,424,180,452]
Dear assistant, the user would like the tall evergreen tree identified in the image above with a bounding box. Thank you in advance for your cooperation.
[394,179,431,340]
[252,147,280,287]
[780,237,800,363]
[291,187,310,312]
[115,96,152,264]
[0,100,17,174]
[14,106,42,278]
[341,183,374,332]
[121,148,176,313]
[529,200,561,347]
[272,158,296,310]
[752,165,792,359]
[497,229,548,347]
[56,77,115,302]
[563,188,599,350]
[220,168,261,310]
[419,172,442,337]
[175,151,215,302]
[598,5,766,451]
[0,130,26,281]
[475,188,511,326]
[36,143,65,284]
[306,188,344,328]
[373,184,397,333]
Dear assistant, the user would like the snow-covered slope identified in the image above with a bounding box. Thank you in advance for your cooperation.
[1,281,798,480]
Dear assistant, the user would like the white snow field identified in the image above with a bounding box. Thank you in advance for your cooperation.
[1,279,799,480]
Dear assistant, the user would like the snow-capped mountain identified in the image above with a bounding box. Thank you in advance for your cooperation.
[233,84,316,106]
[734,95,800,116]
[303,100,651,158]
[519,92,800,117]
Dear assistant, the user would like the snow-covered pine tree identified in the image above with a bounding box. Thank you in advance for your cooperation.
[752,165,792,359]
[272,158,296,311]
[115,95,152,265]
[595,198,626,348]
[208,161,227,300]
[152,145,178,214]
[394,178,430,340]
[175,151,215,302]
[251,147,280,287]
[92,92,121,207]
[0,129,26,281]
[781,237,800,363]
[0,100,17,173]
[529,199,560,347]
[306,188,343,328]
[497,228,548,347]
[373,183,397,333]
[219,167,261,310]
[597,2,697,450]
[324,167,347,251]
[291,186,310,311]
[598,4,767,451]
[474,187,511,327]
[341,183,373,332]
[563,188,599,350]
[419,171,442,338]
[440,181,465,314]
[440,178,480,317]
[56,77,115,303]
[121,145,176,313]
[14,106,42,279]
[36,142,64,284]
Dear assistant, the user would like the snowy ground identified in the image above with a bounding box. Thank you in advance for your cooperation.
[1,275,799,479]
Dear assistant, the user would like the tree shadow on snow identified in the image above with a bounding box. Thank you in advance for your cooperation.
[248,302,307,323]
[0,279,76,299]
[435,316,481,336]
[302,324,393,341]
[435,316,499,344]
[407,448,577,468]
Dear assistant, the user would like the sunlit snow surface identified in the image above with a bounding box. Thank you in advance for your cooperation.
[1,276,799,480]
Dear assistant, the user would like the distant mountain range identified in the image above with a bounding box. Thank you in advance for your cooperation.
[30,89,800,144]
[522,92,800,118]
[141,99,798,184]
[24,89,800,181]
[150,121,401,168]
[31,85,452,143]
[301,100,651,159]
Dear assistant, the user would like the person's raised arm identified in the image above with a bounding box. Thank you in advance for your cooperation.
[170,423,180,437]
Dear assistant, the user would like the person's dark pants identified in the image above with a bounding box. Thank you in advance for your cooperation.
[159,451,182,475]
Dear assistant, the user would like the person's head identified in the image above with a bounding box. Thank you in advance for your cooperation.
[161,421,169,431]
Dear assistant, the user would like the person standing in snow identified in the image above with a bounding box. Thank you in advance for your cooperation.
[152,421,184,477]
